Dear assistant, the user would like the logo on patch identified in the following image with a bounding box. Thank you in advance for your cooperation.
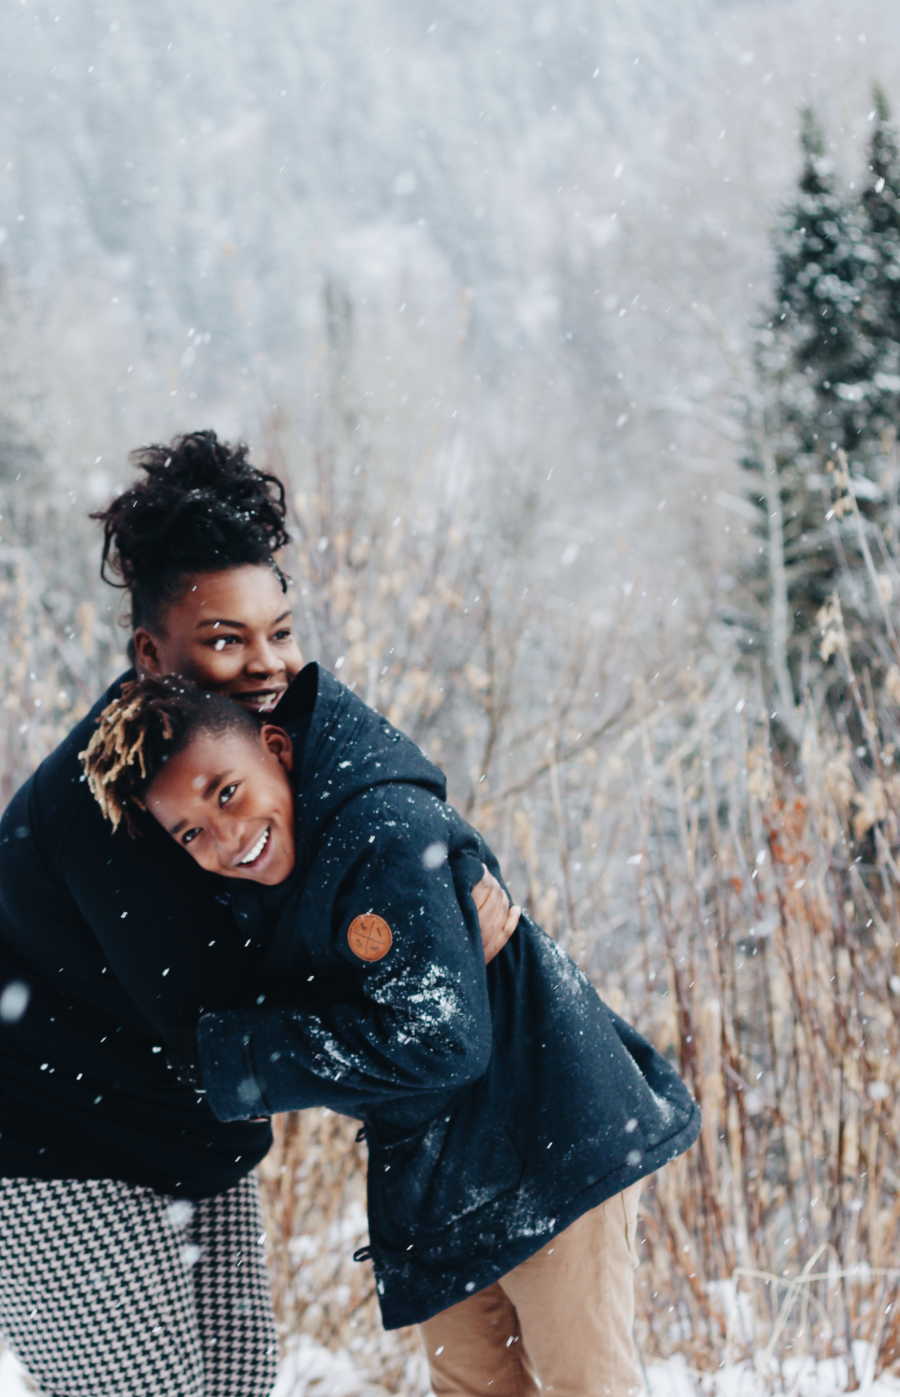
[347,913,394,962]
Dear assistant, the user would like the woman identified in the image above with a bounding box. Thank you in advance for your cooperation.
[0,431,516,1397]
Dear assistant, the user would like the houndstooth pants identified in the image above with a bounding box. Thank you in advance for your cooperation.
[0,1173,278,1397]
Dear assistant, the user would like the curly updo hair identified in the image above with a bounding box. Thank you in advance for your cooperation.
[80,674,259,835]
[92,429,291,633]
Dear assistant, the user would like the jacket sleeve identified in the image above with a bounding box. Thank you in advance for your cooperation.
[196,795,494,1121]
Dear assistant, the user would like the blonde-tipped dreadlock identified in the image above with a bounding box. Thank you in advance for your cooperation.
[80,681,175,833]
[80,675,259,835]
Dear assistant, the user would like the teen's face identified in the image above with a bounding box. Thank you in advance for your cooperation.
[134,564,303,715]
[146,726,297,885]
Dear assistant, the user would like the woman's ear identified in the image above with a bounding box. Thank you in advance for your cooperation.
[261,724,294,772]
[133,628,162,677]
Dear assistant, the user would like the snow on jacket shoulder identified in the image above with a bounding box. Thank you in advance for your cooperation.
[196,665,701,1328]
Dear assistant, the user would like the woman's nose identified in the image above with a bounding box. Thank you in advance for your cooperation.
[244,636,280,677]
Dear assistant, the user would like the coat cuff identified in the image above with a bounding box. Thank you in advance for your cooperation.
[196,1013,268,1122]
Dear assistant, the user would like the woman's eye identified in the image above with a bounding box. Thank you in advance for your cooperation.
[218,783,238,807]
[207,635,241,652]
[272,629,293,642]
[182,828,201,846]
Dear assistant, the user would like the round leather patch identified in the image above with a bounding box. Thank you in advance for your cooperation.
[347,913,394,963]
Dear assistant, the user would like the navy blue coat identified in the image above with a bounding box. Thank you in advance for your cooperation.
[198,664,700,1329]
[0,675,272,1197]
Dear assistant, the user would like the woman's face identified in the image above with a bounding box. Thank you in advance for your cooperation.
[134,564,303,714]
[146,724,297,885]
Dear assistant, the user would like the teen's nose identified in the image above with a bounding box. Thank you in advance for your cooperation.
[207,811,246,865]
[244,635,281,678]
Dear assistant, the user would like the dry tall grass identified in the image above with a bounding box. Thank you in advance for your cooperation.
[628,699,899,1393]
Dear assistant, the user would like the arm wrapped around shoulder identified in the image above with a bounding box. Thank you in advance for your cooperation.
[197,791,494,1122]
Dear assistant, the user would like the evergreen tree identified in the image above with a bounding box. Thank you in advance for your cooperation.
[861,86,900,436]
[735,107,894,718]
[770,107,874,456]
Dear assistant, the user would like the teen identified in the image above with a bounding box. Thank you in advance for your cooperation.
[0,431,515,1396]
[83,664,701,1396]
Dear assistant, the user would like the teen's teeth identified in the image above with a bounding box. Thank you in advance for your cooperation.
[239,828,270,865]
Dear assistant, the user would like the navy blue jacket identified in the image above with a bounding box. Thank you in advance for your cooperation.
[198,664,700,1328]
[0,675,272,1197]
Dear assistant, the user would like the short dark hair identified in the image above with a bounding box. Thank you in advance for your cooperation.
[80,675,259,834]
[91,429,291,634]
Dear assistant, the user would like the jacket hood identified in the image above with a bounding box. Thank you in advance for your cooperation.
[274,663,446,854]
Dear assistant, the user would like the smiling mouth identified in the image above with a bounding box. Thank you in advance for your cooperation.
[236,826,271,868]
[233,689,284,714]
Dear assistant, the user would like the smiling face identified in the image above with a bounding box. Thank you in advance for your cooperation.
[145,724,297,884]
[133,564,303,714]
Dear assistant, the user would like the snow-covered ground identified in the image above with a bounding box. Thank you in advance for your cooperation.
[642,1348,900,1397]
[3,1341,898,1396]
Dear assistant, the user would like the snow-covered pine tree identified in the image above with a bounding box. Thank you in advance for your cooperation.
[772,107,874,455]
[736,107,895,716]
[861,86,900,439]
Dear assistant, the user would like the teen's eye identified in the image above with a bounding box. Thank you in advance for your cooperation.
[182,828,202,846]
[206,635,241,652]
[272,628,293,642]
[218,783,238,807]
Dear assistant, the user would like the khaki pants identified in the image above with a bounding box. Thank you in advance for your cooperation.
[420,1181,644,1397]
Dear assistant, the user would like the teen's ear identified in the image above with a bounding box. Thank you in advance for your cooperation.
[261,725,294,772]
[133,628,163,677]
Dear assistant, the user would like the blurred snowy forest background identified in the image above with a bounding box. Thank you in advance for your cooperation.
[2,0,900,1392]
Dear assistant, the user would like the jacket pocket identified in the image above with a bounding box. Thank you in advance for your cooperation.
[367,1111,523,1251]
